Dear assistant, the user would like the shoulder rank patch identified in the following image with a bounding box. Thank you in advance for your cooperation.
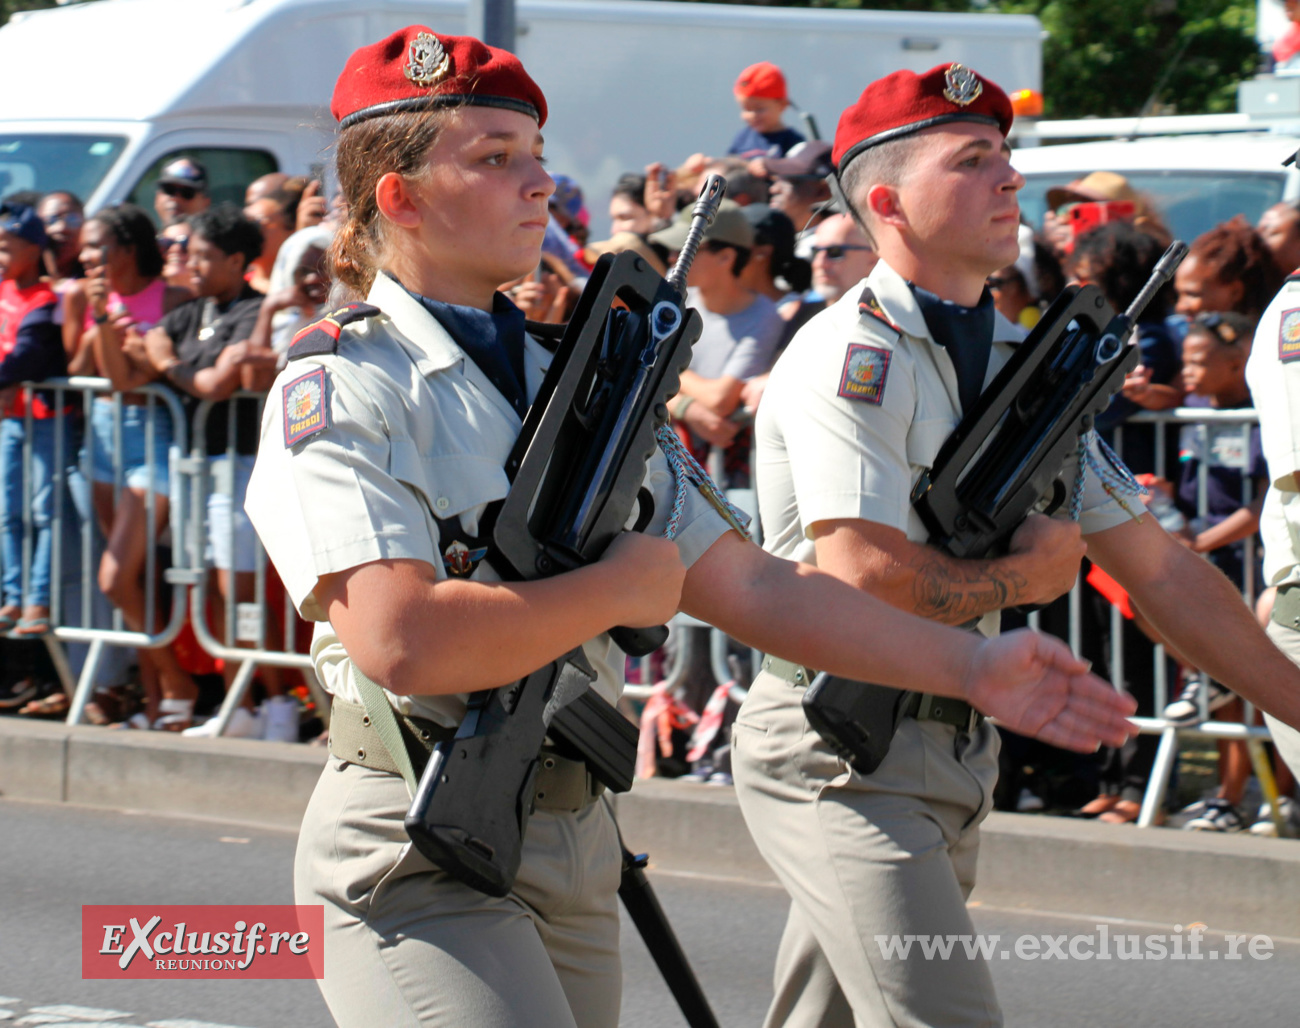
[1287,271,1300,284]
[283,367,329,447]
[1280,308,1300,363]
[287,302,380,361]
[838,343,892,404]
[857,286,902,335]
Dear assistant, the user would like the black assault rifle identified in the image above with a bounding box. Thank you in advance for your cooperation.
[802,241,1188,774]
[403,175,726,1027]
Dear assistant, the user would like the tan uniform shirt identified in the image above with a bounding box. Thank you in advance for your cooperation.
[1247,275,1300,587]
[755,259,1142,634]
[245,272,731,728]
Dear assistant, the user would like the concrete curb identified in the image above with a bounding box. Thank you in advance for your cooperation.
[0,717,326,827]
[4,719,1298,937]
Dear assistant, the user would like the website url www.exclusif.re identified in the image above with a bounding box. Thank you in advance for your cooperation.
[876,925,1274,962]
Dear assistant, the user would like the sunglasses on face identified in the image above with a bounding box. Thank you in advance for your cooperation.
[811,244,872,261]
[986,274,1016,289]
[43,211,83,230]
[158,182,198,201]
[157,234,189,253]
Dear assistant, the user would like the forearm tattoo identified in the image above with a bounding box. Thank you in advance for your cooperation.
[910,552,1029,623]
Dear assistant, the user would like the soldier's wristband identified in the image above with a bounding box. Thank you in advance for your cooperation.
[672,396,694,420]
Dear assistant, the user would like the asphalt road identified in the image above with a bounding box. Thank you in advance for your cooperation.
[3,798,1299,1027]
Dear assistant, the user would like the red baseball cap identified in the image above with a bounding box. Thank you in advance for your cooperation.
[735,61,788,102]
[831,63,1013,173]
[331,27,547,130]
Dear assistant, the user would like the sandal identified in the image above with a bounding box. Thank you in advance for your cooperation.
[0,606,18,633]
[1098,799,1142,825]
[0,676,40,711]
[83,684,142,726]
[1075,794,1121,818]
[18,691,70,719]
[111,712,152,730]
[14,606,51,636]
[152,697,195,732]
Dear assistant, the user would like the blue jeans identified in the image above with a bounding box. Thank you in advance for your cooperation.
[0,416,63,609]
[87,397,175,496]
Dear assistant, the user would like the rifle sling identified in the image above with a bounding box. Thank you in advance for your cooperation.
[350,665,423,796]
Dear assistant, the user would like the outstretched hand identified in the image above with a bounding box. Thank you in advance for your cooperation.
[963,628,1136,752]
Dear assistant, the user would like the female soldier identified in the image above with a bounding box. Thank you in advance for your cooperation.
[244,28,1134,1028]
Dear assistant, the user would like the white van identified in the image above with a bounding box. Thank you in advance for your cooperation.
[0,0,1042,234]
[1011,129,1300,245]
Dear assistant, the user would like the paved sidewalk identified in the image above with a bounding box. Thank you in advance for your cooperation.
[3,717,1298,937]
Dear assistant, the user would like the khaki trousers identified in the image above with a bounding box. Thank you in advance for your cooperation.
[732,670,1002,1028]
[295,756,623,1028]
[1264,621,1300,777]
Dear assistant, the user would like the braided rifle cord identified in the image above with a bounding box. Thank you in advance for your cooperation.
[655,425,751,541]
[1069,430,1147,522]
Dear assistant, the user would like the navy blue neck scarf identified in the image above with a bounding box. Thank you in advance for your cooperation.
[909,282,995,416]
[391,273,530,418]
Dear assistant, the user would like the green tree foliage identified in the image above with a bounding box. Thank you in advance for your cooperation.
[0,0,62,27]
[1002,0,1259,116]
[722,0,1261,118]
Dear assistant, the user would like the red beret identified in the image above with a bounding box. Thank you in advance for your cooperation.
[331,27,547,130]
[832,63,1012,173]
[735,61,787,101]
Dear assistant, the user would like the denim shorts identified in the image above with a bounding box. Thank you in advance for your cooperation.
[206,454,258,573]
[88,398,174,497]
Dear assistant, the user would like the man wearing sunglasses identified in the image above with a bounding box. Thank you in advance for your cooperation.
[153,157,211,225]
[808,213,877,305]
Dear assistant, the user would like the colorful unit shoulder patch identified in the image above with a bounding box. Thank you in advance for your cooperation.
[838,343,892,404]
[857,286,902,335]
[288,302,380,361]
[283,367,329,447]
[1280,308,1300,363]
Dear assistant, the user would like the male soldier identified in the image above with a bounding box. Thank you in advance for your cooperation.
[732,64,1300,1027]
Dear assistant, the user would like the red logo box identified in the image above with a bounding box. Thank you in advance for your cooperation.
[82,905,324,979]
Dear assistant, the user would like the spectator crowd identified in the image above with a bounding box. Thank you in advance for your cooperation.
[0,59,1297,837]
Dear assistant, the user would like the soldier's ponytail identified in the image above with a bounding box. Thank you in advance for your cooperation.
[328,109,452,302]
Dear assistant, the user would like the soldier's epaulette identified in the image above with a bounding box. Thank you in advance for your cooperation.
[287,302,381,361]
[524,319,566,353]
[856,286,902,335]
[1287,270,1300,284]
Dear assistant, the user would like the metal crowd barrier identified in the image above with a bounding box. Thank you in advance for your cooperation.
[182,392,327,734]
[0,380,324,734]
[1000,409,1275,827]
[1108,408,1274,828]
[0,378,190,722]
[5,380,1287,807]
